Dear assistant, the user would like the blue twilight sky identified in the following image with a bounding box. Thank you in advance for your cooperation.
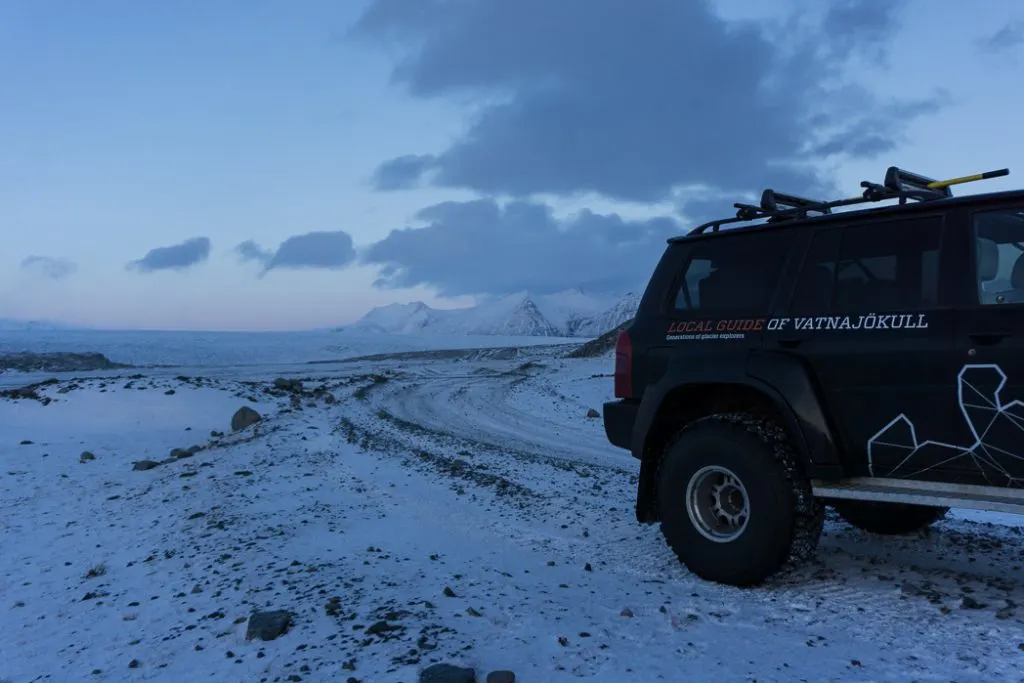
[1,0,1022,331]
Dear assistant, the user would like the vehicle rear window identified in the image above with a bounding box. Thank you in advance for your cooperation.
[673,230,795,314]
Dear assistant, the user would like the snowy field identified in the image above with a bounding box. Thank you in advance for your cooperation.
[0,329,580,369]
[2,331,1024,682]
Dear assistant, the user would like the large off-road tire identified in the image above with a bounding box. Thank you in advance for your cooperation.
[830,499,948,535]
[656,412,824,587]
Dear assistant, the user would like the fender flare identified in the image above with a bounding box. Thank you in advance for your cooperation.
[631,350,843,472]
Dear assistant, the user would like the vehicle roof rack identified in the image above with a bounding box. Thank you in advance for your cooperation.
[688,166,1010,235]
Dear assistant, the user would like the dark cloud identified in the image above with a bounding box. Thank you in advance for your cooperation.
[127,237,211,273]
[354,0,941,203]
[361,199,675,296]
[234,239,274,264]
[978,21,1024,53]
[20,255,77,279]
[235,231,357,276]
[372,154,437,190]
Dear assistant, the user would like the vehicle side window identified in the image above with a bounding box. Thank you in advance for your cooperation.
[673,231,795,313]
[790,217,942,314]
[973,208,1024,305]
[790,229,841,316]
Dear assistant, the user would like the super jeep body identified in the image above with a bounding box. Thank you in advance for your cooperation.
[603,166,1024,586]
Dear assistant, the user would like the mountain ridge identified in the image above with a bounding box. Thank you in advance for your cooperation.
[339,289,640,338]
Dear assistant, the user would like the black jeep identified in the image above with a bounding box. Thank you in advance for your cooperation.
[602,166,1024,587]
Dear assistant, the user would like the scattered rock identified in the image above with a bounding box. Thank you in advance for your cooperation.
[420,663,476,683]
[0,351,130,373]
[365,620,402,636]
[84,563,107,579]
[245,610,293,641]
[19,440,33,445]
[486,672,515,683]
[231,406,262,432]
[169,448,189,459]
[620,608,634,617]
[0,380,56,404]
[164,389,176,395]
[961,596,986,610]
[273,378,304,392]
[585,408,600,418]
[80,451,96,463]
[132,460,160,471]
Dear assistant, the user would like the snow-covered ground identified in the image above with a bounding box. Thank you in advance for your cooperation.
[2,334,1024,682]
[0,329,579,371]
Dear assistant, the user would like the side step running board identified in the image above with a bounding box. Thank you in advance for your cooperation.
[811,477,1024,515]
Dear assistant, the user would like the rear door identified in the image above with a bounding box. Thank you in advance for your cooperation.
[767,213,962,482]
[954,202,1024,486]
[640,229,799,388]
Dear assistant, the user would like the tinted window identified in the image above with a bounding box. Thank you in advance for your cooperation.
[673,231,795,313]
[790,216,942,314]
[973,208,1024,305]
[790,229,841,315]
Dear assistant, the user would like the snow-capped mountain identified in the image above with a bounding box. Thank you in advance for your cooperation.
[340,289,639,338]
[567,292,641,337]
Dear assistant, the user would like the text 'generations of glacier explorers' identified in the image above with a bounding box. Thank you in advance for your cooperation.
[665,313,930,341]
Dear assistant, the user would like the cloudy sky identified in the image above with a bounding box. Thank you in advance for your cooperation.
[1,0,1021,331]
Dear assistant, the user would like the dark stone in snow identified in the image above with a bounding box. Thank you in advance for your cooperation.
[486,671,516,683]
[273,377,303,392]
[246,610,293,641]
[586,408,600,418]
[132,460,160,471]
[231,406,262,431]
[420,663,476,683]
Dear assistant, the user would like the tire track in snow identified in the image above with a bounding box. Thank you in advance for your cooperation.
[335,355,1024,677]
[355,364,628,472]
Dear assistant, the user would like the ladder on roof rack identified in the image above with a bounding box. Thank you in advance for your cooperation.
[689,166,1010,235]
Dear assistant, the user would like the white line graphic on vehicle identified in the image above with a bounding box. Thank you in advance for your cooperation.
[866,364,1024,485]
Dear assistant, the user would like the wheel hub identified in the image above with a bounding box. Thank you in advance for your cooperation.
[685,465,751,543]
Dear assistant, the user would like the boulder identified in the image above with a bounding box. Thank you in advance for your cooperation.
[245,610,293,641]
[231,406,262,431]
[273,378,303,393]
[420,663,476,683]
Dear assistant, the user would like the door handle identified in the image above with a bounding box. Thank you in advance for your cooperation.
[969,332,1009,346]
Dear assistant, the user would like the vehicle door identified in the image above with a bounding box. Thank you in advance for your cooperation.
[641,229,799,387]
[954,202,1024,486]
[766,213,962,482]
